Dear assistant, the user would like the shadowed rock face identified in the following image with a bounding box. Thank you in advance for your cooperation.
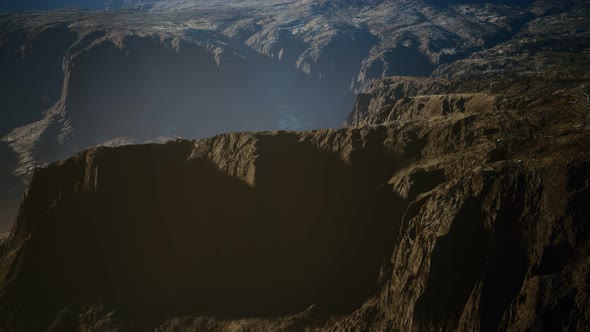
[0,130,404,330]
[0,0,588,331]
[0,142,21,229]
[0,97,589,330]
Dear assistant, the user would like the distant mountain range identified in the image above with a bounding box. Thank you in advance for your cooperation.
[0,0,105,12]
[0,0,547,13]
[0,0,173,12]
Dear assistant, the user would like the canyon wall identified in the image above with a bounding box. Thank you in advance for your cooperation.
[0,0,588,330]
[0,91,588,330]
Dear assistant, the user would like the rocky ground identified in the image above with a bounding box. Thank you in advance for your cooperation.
[0,0,588,330]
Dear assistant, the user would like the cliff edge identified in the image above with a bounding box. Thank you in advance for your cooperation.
[0,93,588,330]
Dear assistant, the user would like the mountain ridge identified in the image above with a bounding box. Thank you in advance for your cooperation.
[0,0,588,329]
[3,0,584,230]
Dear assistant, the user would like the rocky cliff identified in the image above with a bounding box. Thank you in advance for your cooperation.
[0,1,588,330]
[0,84,588,330]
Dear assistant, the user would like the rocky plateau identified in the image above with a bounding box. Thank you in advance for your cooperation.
[0,0,589,331]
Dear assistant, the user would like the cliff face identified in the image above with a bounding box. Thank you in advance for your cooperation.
[0,1,588,330]
[0,92,588,330]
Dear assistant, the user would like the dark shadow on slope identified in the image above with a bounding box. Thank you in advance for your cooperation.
[414,197,490,330]
[478,176,528,331]
[0,142,21,232]
[407,168,447,202]
[4,138,404,329]
[383,47,435,77]
[482,12,536,49]
[413,174,530,331]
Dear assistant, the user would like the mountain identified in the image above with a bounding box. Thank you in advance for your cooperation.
[0,1,588,329]
[1,57,589,331]
[0,0,264,12]
[0,0,106,12]
[2,0,584,231]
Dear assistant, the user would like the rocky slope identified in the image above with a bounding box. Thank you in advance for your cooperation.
[2,0,585,230]
[0,1,588,329]
[0,81,588,330]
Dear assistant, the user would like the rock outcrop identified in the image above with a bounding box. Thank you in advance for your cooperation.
[0,81,588,330]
